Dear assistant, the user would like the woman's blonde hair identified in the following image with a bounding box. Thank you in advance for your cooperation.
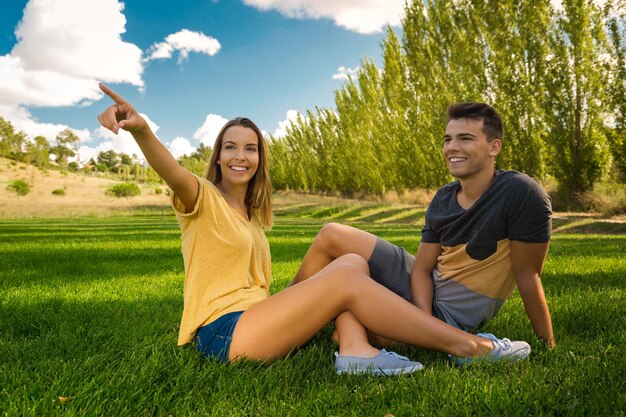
[205,117,273,228]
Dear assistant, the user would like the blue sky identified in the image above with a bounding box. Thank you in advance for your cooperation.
[0,0,404,161]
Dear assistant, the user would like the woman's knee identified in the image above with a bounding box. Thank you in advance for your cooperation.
[331,253,370,276]
[304,253,368,288]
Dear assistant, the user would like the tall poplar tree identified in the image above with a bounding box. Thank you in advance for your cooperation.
[380,26,422,190]
[475,0,551,177]
[545,0,612,199]
[607,14,626,180]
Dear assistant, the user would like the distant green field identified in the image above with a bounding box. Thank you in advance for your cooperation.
[1,214,625,416]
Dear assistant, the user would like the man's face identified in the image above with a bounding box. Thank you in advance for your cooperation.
[443,118,500,180]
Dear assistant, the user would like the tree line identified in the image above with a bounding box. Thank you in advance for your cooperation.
[0,114,216,184]
[0,117,153,182]
[267,0,626,203]
[0,118,83,171]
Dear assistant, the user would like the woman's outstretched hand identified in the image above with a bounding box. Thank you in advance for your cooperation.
[97,83,148,134]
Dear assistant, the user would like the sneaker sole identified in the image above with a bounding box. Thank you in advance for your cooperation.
[336,364,424,376]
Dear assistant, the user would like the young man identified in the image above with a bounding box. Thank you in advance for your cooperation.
[290,102,555,361]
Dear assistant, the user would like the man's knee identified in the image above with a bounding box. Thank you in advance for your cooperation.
[317,222,349,256]
[316,223,377,262]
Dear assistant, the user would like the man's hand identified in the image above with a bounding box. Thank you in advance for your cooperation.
[97,83,148,134]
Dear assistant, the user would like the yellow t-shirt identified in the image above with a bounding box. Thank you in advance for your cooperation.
[171,177,271,345]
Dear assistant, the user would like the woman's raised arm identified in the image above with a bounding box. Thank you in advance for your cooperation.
[97,83,198,210]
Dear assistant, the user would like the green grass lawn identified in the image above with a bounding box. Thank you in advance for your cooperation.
[1,215,625,416]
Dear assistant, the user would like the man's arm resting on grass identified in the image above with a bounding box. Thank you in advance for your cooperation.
[409,242,441,314]
[510,240,555,349]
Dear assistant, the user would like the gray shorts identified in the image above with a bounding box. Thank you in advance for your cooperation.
[367,238,450,326]
[367,237,416,303]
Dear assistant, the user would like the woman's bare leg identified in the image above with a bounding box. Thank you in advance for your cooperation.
[289,223,378,286]
[290,222,422,349]
[334,312,379,357]
[329,258,379,357]
[229,254,492,361]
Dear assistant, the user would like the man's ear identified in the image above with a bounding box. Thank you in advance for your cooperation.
[489,138,502,157]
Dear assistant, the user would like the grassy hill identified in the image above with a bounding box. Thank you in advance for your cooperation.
[0,158,169,218]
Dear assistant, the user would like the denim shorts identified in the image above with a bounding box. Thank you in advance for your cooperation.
[194,311,244,362]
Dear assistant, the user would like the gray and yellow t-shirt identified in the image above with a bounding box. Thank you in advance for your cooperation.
[422,170,551,331]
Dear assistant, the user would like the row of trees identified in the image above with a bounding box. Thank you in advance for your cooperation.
[268,0,626,201]
[0,113,216,184]
[0,116,163,183]
[0,117,82,170]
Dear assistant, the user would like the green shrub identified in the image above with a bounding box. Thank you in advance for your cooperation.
[7,179,30,196]
[107,182,141,198]
[52,188,65,196]
[154,186,163,195]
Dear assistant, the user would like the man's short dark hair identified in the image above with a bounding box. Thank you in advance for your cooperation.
[447,102,503,142]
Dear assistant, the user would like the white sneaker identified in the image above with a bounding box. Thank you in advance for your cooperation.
[450,333,531,365]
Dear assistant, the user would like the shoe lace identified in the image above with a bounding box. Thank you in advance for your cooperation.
[381,349,410,361]
[479,333,512,352]
[492,337,512,352]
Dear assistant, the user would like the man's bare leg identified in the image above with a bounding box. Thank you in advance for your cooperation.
[290,223,378,286]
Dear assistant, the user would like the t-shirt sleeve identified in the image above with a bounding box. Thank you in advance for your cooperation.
[507,175,552,242]
[421,198,441,244]
[170,176,203,222]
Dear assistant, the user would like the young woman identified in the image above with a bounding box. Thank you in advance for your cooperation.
[97,83,529,375]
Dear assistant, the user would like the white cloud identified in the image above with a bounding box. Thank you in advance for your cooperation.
[0,0,150,162]
[0,0,144,164]
[0,0,143,108]
[273,109,301,138]
[0,56,105,108]
[78,144,105,164]
[193,114,229,147]
[550,0,563,12]
[242,0,404,34]
[145,29,221,63]
[332,66,360,80]
[168,137,196,159]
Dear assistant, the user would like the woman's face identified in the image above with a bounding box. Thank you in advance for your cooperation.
[217,125,260,188]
